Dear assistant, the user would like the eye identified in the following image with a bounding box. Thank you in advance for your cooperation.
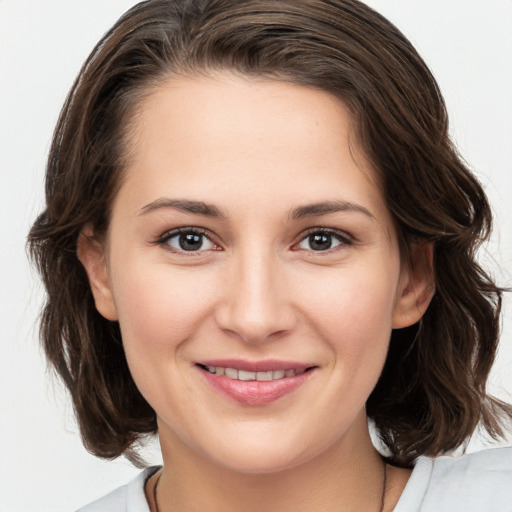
[296,230,351,252]
[160,228,218,253]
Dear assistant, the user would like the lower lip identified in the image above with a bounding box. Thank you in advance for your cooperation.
[199,368,313,406]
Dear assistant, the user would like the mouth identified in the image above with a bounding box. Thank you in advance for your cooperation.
[196,360,317,406]
[198,365,308,381]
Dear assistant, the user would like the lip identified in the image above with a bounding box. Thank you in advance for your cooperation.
[196,359,316,406]
[197,359,312,373]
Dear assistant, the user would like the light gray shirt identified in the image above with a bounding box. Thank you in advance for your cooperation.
[78,446,512,511]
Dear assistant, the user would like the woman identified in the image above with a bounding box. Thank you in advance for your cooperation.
[28,0,512,510]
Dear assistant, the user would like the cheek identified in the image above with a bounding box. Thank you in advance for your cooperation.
[109,258,222,412]
[298,261,399,349]
[111,259,218,357]
[294,259,400,411]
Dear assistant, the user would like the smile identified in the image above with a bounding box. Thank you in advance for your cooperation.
[197,361,316,406]
[202,366,306,381]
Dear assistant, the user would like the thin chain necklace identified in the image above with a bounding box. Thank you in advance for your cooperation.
[153,461,388,512]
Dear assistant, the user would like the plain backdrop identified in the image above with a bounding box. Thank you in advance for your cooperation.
[1,1,511,510]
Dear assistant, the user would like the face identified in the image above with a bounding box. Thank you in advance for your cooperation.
[81,74,431,474]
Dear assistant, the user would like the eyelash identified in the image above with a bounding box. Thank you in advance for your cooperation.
[292,228,353,253]
[155,227,220,254]
[154,227,353,255]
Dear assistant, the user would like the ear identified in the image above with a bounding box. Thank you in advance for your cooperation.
[392,241,435,329]
[77,227,119,321]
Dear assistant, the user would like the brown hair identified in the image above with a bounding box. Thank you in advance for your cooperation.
[28,0,511,466]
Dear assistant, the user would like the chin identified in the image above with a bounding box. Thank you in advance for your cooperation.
[196,427,325,475]
[209,447,308,475]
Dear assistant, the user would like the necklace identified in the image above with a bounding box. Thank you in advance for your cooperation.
[152,460,388,512]
[152,471,161,512]
[379,460,388,512]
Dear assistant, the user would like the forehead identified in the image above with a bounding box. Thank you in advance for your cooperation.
[130,74,359,158]
[118,73,389,223]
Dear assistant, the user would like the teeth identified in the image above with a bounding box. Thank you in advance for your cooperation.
[238,370,256,381]
[256,371,273,381]
[224,367,238,379]
[203,366,304,381]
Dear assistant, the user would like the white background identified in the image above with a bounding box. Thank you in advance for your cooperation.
[1,1,511,510]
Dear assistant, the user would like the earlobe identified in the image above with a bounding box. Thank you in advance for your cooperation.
[392,241,435,329]
[77,227,119,321]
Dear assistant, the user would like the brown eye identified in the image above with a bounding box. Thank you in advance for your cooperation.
[163,229,216,252]
[297,230,350,252]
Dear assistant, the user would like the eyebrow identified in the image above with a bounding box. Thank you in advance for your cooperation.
[138,198,374,221]
[289,200,375,220]
[138,198,227,218]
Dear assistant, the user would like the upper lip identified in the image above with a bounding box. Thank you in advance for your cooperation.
[196,359,314,373]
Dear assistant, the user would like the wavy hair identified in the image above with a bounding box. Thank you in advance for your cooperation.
[28,0,511,466]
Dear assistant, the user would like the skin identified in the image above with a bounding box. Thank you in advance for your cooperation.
[79,74,433,511]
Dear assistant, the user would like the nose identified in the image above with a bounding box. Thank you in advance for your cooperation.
[214,248,297,344]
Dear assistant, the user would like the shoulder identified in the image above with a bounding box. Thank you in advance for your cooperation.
[394,446,512,512]
[429,445,512,480]
[75,467,159,512]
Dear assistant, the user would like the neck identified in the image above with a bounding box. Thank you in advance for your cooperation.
[154,415,389,512]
